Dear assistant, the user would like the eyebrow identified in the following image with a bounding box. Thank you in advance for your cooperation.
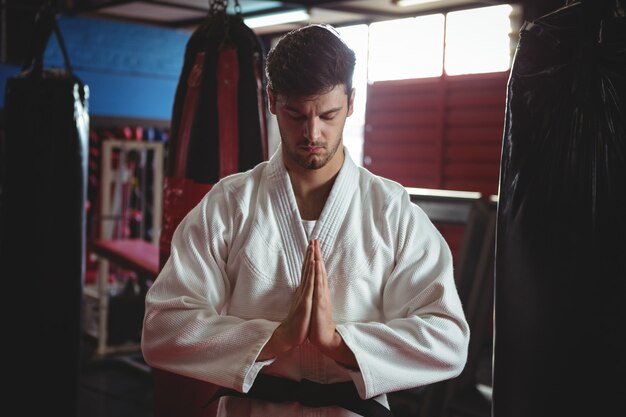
[284,105,344,116]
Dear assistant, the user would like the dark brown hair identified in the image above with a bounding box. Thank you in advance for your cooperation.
[265,24,356,97]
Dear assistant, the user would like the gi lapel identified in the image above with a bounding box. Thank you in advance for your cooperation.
[267,149,309,288]
[310,148,360,263]
[266,147,360,287]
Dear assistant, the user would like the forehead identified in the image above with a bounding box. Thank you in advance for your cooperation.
[276,85,347,111]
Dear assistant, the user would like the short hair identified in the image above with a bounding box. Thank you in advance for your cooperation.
[265,24,356,97]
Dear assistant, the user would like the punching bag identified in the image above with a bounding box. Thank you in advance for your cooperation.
[159,0,268,267]
[0,3,89,416]
[494,1,626,416]
[153,2,268,416]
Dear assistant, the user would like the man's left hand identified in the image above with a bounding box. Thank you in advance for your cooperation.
[309,240,359,369]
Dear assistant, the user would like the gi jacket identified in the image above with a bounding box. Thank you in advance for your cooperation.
[142,147,470,417]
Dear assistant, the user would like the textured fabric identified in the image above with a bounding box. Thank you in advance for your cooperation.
[142,147,470,417]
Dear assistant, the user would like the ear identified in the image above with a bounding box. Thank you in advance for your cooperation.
[346,88,355,117]
[267,86,277,115]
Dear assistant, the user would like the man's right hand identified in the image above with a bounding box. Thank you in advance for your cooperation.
[258,241,316,360]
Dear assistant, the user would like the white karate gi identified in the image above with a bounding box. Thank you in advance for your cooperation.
[142,147,470,417]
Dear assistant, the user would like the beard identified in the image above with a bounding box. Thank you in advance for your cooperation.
[283,136,343,170]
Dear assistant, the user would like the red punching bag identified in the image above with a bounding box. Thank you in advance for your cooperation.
[159,1,267,268]
[153,1,268,416]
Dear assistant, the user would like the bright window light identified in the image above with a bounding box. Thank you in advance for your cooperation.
[368,14,444,82]
[336,24,369,166]
[336,24,368,124]
[444,4,514,75]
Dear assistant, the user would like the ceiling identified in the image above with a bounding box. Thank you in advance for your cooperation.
[75,0,515,35]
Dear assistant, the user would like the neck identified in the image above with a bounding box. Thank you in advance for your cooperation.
[285,148,345,221]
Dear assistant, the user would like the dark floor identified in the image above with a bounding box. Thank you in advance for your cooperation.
[79,340,154,417]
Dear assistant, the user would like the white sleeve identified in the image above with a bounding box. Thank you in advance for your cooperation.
[335,192,470,399]
[141,182,278,393]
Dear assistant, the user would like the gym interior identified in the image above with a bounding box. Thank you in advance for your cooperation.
[1,1,624,417]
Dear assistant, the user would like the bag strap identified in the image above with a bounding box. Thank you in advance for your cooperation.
[22,0,73,74]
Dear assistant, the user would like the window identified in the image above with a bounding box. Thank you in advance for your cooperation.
[368,14,445,82]
[445,4,516,75]
[266,4,518,166]
[366,4,518,81]
[340,4,517,165]
[336,24,369,166]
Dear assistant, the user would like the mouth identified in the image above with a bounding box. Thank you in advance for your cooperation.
[301,144,324,154]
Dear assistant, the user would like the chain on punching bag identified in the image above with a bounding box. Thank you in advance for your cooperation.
[160,0,268,268]
[494,1,626,416]
[153,2,268,416]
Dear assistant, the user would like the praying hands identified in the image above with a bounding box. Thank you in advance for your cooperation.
[258,239,357,369]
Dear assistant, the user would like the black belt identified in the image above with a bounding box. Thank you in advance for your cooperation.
[203,373,394,417]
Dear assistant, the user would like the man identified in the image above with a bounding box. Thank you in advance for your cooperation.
[142,24,470,417]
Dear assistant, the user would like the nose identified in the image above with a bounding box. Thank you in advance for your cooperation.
[303,117,320,141]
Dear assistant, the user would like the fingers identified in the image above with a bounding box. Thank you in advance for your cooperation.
[300,241,312,276]
[276,241,316,351]
[296,241,314,297]
[312,240,328,289]
[278,239,338,353]
[314,258,324,299]
[311,241,332,316]
[313,255,329,309]
[303,243,315,299]
[309,260,336,349]
[313,239,321,262]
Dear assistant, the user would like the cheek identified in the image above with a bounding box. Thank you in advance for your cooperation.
[285,122,305,136]
[327,120,345,137]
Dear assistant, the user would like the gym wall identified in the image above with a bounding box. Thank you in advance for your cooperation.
[1,14,190,121]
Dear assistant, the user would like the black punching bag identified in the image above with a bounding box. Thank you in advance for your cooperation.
[0,3,89,416]
[494,1,626,417]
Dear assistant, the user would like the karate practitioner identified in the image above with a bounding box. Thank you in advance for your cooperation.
[142,24,470,417]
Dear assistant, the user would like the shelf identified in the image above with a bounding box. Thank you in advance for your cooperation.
[91,238,159,278]
[87,138,164,358]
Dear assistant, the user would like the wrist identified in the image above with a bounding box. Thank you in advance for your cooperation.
[258,325,294,361]
[326,331,359,370]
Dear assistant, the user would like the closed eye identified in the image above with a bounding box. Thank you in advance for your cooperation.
[286,111,306,121]
[320,112,338,121]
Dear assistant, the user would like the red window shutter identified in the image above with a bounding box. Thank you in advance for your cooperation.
[364,71,509,197]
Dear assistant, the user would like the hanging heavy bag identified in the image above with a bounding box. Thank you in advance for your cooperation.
[494,1,626,416]
[153,2,268,417]
[0,2,89,415]
[159,0,268,268]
